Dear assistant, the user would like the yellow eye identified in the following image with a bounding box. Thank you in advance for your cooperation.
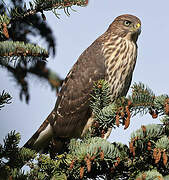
[124,20,131,27]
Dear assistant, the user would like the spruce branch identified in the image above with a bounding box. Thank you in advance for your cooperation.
[1,80,169,179]
[0,90,12,110]
[28,61,63,93]
[9,0,88,22]
[127,124,169,178]
[0,41,48,64]
[155,135,169,151]
[90,81,169,136]
[128,82,156,116]
[67,137,126,179]
[130,124,164,141]
[1,123,169,179]
[0,61,62,103]
[2,131,36,168]
[0,131,36,179]
[136,169,163,180]
[164,175,169,180]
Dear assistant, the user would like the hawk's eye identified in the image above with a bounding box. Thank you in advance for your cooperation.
[123,20,132,27]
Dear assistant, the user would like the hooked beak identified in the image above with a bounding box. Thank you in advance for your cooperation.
[135,23,141,35]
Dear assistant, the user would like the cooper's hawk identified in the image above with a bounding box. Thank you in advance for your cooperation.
[24,14,141,153]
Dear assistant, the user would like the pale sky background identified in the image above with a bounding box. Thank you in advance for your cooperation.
[0,1,169,147]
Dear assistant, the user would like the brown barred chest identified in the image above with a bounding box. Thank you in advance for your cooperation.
[102,36,137,101]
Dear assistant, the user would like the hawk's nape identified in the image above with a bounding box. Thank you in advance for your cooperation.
[24,14,141,153]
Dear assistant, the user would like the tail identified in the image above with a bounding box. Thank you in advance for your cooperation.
[24,113,54,152]
[21,111,67,168]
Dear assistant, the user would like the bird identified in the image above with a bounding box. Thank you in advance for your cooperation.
[24,14,141,153]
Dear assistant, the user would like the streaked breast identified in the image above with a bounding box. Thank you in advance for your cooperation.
[102,36,137,100]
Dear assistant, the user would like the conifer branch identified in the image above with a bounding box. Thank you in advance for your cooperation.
[128,123,169,178]
[0,41,48,64]
[67,137,127,179]
[0,90,12,110]
[28,62,63,92]
[128,82,156,116]
[136,169,163,180]
[0,62,62,103]
[90,81,169,136]
[9,0,88,22]
[0,114,169,179]
[0,131,36,179]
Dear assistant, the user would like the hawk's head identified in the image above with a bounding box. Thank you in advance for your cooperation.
[108,14,141,42]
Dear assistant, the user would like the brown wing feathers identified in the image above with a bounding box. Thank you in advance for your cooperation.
[24,39,106,151]
[52,41,106,137]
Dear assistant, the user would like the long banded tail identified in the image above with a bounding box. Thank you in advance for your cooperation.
[24,113,54,152]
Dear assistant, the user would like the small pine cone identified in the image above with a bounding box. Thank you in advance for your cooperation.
[120,111,125,119]
[124,106,131,129]
[151,111,158,119]
[117,157,120,164]
[155,149,161,164]
[142,173,146,180]
[3,23,9,39]
[85,157,91,172]
[115,114,120,127]
[147,141,151,151]
[129,141,134,153]
[100,150,104,160]
[87,153,91,159]
[128,100,132,107]
[162,151,168,166]
[90,155,96,161]
[147,146,151,151]
[125,106,131,117]
[114,157,120,167]
[153,148,158,159]
[155,157,160,164]
[124,116,130,129]
[80,166,84,179]
[141,125,146,133]
[101,130,105,138]
[69,159,75,170]
[93,121,99,128]
[114,161,118,167]
[164,98,169,115]
[132,147,136,157]
[157,176,164,180]
[97,83,102,89]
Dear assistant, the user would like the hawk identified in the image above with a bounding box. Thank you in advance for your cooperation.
[24,14,141,153]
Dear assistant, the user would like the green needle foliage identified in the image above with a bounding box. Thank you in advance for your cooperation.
[0,41,48,65]
[136,169,164,180]
[0,90,12,110]
[90,81,169,136]
[0,131,36,179]
[9,0,88,20]
[67,137,127,179]
[0,0,88,103]
[0,0,78,103]
[0,81,169,179]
